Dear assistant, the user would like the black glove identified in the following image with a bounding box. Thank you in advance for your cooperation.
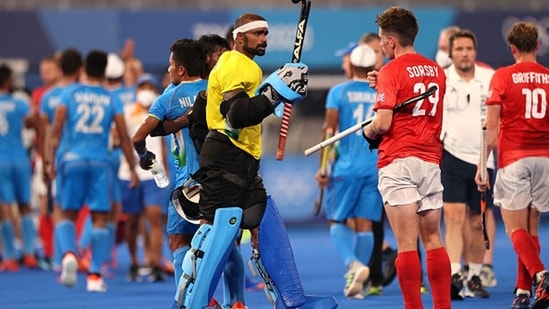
[362,130,382,152]
[138,151,156,170]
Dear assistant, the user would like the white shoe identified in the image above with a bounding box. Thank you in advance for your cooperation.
[480,264,497,287]
[87,275,107,292]
[344,261,370,299]
[60,253,78,288]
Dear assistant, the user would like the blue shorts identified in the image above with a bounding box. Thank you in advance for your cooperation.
[0,160,31,205]
[325,174,383,222]
[166,201,199,236]
[120,179,169,214]
[60,160,111,212]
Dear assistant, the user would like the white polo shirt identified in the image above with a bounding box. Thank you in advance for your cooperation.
[442,63,495,168]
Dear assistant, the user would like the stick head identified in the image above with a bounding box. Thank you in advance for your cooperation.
[291,0,302,3]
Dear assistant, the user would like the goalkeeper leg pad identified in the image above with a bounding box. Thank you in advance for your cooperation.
[251,196,338,308]
[175,207,242,309]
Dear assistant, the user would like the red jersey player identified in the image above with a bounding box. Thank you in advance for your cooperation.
[363,6,451,309]
[476,21,549,309]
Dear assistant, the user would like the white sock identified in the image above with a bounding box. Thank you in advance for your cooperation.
[450,263,462,276]
[517,288,531,297]
[468,263,482,281]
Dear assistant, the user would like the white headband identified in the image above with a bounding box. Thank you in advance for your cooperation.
[232,20,269,40]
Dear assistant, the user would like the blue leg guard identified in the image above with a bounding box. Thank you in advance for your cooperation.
[250,196,338,309]
[175,207,242,309]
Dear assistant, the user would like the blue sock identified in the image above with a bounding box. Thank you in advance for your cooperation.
[90,227,109,274]
[223,245,245,306]
[329,223,357,267]
[173,245,189,287]
[0,220,16,259]
[105,222,116,262]
[54,225,62,265]
[21,215,36,255]
[355,231,374,266]
[56,220,77,258]
[78,216,93,251]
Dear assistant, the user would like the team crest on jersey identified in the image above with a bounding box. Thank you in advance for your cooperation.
[376,93,385,102]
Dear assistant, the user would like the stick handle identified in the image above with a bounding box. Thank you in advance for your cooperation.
[276,0,310,161]
[480,127,488,181]
[276,103,293,160]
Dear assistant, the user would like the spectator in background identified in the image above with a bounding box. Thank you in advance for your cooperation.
[120,74,168,283]
[436,26,460,69]
[441,29,494,300]
[315,44,382,299]
[0,64,39,271]
[436,25,499,290]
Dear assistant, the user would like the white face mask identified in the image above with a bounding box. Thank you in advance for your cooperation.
[136,89,157,108]
[435,50,452,69]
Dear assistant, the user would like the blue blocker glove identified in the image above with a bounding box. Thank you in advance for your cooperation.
[257,62,309,118]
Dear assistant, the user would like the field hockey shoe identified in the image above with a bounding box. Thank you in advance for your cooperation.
[465,275,490,298]
[480,264,497,287]
[512,293,530,309]
[450,273,464,300]
[87,273,107,292]
[60,253,78,287]
[344,261,370,299]
[531,271,549,309]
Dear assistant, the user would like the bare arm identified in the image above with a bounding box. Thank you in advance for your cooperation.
[114,114,139,188]
[45,106,67,180]
[363,109,393,139]
[476,104,500,190]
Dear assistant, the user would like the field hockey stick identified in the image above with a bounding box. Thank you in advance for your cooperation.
[275,0,311,161]
[480,126,490,250]
[46,179,54,216]
[304,85,438,157]
[313,129,333,216]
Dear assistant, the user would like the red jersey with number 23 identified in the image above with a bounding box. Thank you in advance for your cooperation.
[374,53,446,169]
[486,62,549,168]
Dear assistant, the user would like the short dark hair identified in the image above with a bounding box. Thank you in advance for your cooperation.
[199,34,230,55]
[60,48,83,76]
[449,29,478,58]
[85,50,108,78]
[376,6,418,47]
[0,64,12,88]
[170,39,206,78]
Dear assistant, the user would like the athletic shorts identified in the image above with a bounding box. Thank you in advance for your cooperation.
[441,150,494,214]
[325,174,383,222]
[60,160,111,212]
[0,160,31,205]
[378,156,443,212]
[166,201,199,235]
[120,179,169,214]
[494,157,549,212]
[197,131,267,229]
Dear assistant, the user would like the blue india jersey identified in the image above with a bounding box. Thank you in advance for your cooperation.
[0,93,31,161]
[59,84,123,162]
[149,79,207,187]
[40,83,79,161]
[326,79,378,177]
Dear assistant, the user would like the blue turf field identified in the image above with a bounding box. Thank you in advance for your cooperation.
[1,221,548,308]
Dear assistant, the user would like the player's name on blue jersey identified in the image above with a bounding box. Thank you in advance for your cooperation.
[346,91,376,103]
[74,92,111,105]
[178,95,195,108]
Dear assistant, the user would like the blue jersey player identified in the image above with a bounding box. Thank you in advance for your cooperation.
[0,64,39,272]
[131,38,208,300]
[315,44,383,299]
[45,50,138,293]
